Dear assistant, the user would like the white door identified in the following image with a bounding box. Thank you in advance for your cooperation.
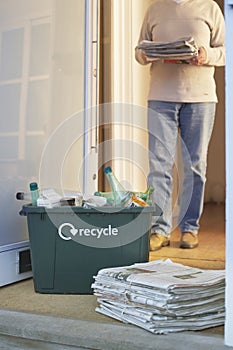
[0,0,99,283]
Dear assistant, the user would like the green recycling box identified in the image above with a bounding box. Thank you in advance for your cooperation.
[20,205,161,294]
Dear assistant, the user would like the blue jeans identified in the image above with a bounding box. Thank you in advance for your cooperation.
[148,100,216,237]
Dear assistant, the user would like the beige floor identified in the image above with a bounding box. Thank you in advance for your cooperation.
[150,202,225,270]
[0,203,225,334]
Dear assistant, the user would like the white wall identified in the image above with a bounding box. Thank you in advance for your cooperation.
[224,1,233,346]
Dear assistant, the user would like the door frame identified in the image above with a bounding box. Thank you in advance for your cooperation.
[224,1,233,347]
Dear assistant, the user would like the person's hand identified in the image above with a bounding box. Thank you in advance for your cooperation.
[141,50,149,63]
[190,47,207,66]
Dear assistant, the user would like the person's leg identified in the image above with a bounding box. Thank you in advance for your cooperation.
[148,101,180,249]
[178,102,216,247]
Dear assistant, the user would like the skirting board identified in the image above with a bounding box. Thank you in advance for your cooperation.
[0,241,32,287]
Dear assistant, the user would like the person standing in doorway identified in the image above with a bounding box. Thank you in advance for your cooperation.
[135,0,225,250]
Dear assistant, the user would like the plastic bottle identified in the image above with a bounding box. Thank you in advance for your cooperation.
[29,182,39,206]
[104,167,132,206]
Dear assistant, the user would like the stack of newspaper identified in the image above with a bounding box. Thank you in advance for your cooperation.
[137,36,198,62]
[92,259,225,334]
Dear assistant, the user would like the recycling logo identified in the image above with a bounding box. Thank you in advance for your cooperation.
[58,222,119,241]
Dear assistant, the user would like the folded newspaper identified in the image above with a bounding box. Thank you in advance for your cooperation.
[92,259,225,334]
[137,36,198,62]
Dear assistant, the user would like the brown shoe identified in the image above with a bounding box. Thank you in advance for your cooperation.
[150,233,170,251]
[180,232,198,249]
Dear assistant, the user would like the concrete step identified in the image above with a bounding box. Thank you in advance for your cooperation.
[0,334,88,350]
[0,309,229,350]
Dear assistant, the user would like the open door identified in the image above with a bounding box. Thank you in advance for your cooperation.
[0,0,99,286]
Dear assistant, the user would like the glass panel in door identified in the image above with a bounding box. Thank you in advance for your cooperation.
[0,0,96,246]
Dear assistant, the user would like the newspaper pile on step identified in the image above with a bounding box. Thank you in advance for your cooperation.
[137,36,198,61]
[92,259,225,334]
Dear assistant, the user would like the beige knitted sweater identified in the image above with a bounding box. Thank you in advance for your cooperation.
[135,0,225,102]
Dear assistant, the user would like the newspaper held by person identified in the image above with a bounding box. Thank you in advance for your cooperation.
[137,36,198,62]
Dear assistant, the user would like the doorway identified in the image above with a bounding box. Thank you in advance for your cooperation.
[100,0,225,216]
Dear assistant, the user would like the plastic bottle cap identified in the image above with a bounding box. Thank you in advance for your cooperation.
[104,166,112,174]
[30,182,38,191]
[16,192,24,200]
